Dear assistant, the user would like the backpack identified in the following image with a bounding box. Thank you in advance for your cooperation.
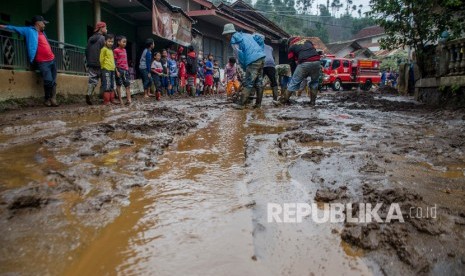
[186,55,198,75]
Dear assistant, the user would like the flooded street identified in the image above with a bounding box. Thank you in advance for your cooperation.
[0,91,464,275]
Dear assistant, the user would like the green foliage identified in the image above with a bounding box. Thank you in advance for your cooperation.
[368,0,465,76]
[379,51,408,71]
[303,22,329,43]
[351,17,375,35]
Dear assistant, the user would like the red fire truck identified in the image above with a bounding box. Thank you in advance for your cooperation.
[321,58,381,91]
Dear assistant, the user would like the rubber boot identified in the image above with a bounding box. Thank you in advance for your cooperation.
[103,92,111,105]
[110,91,120,104]
[272,86,279,101]
[44,86,52,107]
[86,84,95,105]
[51,85,59,107]
[309,87,318,106]
[254,87,264,109]
[234,86,251,110]
[273,89,291,106]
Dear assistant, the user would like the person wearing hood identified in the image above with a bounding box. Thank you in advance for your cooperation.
[222,24,266,109]
[1,15,59,107]
[85,21,107,105]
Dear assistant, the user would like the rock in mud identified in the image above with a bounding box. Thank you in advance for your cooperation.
[314,186,348,202]
[359,160,386,174]
[301,149,325,163]
[8,194,49,210]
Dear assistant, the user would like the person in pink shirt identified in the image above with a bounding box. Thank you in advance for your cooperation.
[113,35,132,105]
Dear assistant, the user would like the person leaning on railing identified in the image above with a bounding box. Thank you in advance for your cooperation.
[0,15,59,107]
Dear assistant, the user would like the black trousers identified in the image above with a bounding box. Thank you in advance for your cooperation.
[263,66,277,87]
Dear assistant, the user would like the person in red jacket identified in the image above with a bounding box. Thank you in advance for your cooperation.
[178,55,187,95]
[274,37,321,106]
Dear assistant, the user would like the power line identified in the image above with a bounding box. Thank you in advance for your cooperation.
[234,9,354,29]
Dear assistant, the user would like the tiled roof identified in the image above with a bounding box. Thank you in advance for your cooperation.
[352,26,385,40]
[306,37,330,54]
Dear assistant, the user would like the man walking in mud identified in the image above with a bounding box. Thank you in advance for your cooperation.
[85,21,107,105]
[0,16,59,107]
[274,36,320,106]
[222,24,266,109]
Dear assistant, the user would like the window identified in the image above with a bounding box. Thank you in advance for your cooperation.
[332,60,341,70]
[343,60,350,68]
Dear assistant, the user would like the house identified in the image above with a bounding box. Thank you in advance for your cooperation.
[326,40,374,58]
[0,0,290,100]
[168,0,290,66]
[351,25,386,52]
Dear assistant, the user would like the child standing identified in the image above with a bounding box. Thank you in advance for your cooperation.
[204,54,214,95]
[113,35,132,105]
[100,34,116,105]
[186,46,197,97]
[224,57,240,98]
[168,51,178,97]
[213,60,220,95]
[160,49,169,95]
[178,55,187,95]
[139,38,154,98]
[197,59,205,96]
[151,52,163,101]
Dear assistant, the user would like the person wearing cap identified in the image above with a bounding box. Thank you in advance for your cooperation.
[0,15,59,107]
[85,21,107,105]
[222,23,266,109]
[274,36,321,106]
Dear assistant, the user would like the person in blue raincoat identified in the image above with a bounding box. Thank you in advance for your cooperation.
[222,24,266,109]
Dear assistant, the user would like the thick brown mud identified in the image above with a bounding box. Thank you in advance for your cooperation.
[0,92,464,275]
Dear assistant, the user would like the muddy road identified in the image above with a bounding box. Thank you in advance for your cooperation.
[0,92,464,275]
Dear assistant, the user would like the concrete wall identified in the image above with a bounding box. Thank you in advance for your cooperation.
[415,76,465,107]
[0,69,143,101]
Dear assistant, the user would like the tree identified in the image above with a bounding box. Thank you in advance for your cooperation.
[368,0,465,76]
[318,4,331,17]
[303,22,329,43]
[351,17,375,36]
[296,0,315,14]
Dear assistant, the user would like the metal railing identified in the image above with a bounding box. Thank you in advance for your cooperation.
[1,30,87,75]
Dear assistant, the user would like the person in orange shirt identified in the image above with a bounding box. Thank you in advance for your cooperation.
[224,57,241,98]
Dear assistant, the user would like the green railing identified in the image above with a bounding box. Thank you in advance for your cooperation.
[1,30,87,75]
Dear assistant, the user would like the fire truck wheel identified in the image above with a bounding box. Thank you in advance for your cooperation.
[333,79,342,91]
[362,80,372,91]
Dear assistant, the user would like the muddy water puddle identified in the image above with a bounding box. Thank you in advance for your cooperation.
[63,108,372,275]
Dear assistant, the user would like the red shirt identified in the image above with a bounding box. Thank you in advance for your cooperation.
[179,61,186,78]
[113,48,129,70]
[35,31,54,62]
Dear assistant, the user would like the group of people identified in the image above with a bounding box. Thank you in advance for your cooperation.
[1,15,323,109]
[221,23,321,109]
[139,42,227,100]
[381,69,399,88]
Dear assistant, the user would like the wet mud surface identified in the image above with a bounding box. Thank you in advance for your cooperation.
[0,91,464,275]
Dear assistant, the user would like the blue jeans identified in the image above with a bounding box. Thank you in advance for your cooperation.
[139,68,152,89]
[36,60,57,100]
[169,76,178,95]
[287,61,320,92]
